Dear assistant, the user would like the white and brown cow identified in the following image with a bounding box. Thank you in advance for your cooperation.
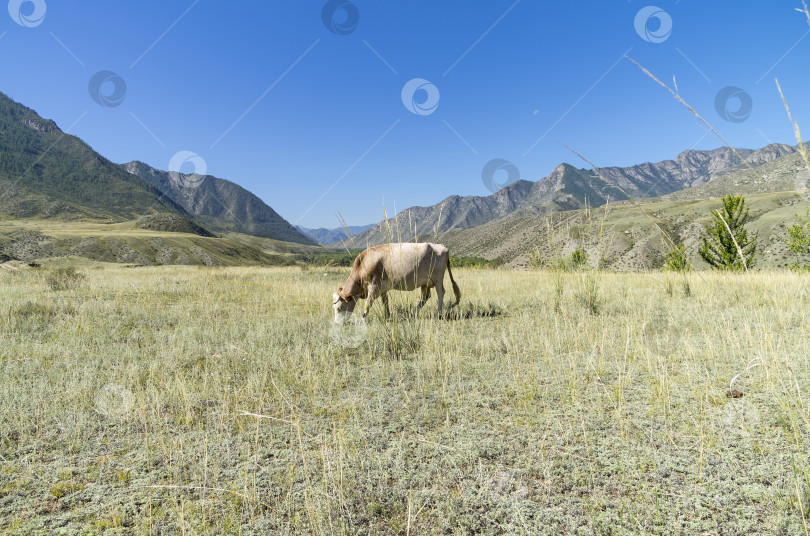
[332,242,461,323]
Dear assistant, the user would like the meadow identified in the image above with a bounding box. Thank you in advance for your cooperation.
[1,263,809,535]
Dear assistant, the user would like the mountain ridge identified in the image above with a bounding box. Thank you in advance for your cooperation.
[347,145,798,247]
[295,224,375,244]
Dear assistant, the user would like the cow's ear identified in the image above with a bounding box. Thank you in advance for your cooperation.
[338,287,343,292]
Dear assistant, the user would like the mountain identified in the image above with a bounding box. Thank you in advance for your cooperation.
[0,90,320,265]
[349,146,796,247]
[295,224,374,244]
[658,145,810,201]
[432,147,810,270]
[124,161,316,246]
[435,189,809,271]
[0,92,186,220]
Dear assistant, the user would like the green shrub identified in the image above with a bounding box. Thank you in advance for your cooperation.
[786,208,810,270]
[664,243,691,272]
[450,256,492,269]
[569,248,587,271]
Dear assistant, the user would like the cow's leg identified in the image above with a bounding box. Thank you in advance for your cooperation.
[417,285,431,309]
[362,285,378,319]
[380,292,391,320]
[434,278,445,318]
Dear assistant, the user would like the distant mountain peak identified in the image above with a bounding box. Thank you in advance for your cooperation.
[296,223,375,244]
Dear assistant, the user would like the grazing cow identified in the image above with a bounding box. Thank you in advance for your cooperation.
[332,242,461,323]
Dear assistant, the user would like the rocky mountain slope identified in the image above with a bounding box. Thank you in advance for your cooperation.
[348,145,799,247]
[436,189,808,271]
[434,147,810,271]
[124,161,315,246]
[0,92,186,221]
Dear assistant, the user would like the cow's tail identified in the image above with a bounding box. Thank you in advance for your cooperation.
[446,256,461,310]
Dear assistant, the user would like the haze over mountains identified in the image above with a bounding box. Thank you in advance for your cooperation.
[295,224,375,244]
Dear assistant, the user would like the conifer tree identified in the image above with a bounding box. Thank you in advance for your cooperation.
[699,195,757,270]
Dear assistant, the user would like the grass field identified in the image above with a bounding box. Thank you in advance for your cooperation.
[1,264,809,534]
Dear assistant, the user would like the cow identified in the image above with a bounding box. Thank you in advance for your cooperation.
[332,242,461,323]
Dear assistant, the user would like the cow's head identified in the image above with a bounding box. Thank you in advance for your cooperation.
[332,287,357,323]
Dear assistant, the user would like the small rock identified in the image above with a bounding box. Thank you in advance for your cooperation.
[727,389,744,398]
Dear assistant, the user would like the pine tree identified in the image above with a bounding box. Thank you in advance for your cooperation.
[785,208,810,270]
[663,243,691,272]
[699,195,757,270]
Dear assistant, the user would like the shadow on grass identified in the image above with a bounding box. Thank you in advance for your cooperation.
[380,301,506,322]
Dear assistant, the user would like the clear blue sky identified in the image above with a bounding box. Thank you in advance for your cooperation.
[3,1,809,228]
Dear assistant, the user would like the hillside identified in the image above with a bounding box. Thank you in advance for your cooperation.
[348,145,797,248]
[0,219,320,266]
[134,213,215,237]
[0,92,186,221]
[125,161,316,246]
[434,189,809,271]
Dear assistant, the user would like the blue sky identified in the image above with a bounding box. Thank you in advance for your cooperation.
[2,1,809,228]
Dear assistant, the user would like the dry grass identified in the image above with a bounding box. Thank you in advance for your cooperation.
[1,264,809,534]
